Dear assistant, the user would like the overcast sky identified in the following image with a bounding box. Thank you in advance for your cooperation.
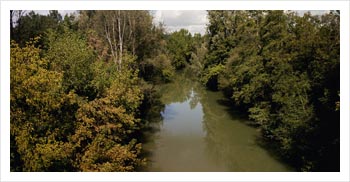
[34,10,327,35]
[151,10,208,35]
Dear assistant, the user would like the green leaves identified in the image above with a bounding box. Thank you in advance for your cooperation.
[11,30,146,172]
[72,55,145,171]
[167,29,194,69]
[201,64,225,89]
[45,29,95,98]
[203,10,339,171]
[10,10,170,172]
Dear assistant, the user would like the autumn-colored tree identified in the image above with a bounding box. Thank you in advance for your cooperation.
[11,39,78,171]
[10,10,166,172]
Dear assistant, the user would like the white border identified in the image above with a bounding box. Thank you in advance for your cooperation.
[1,1,349,181]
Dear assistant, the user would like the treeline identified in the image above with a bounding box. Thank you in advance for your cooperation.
[10,10,182,171]
[199,10,339,171]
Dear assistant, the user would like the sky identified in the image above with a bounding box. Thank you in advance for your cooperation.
[150,10,327,35]
[151,10,208,35]
[33,10,327,35]
[35,10,208,35]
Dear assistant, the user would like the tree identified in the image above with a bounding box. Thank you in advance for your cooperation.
[203,11,244,90]
[189,34,207,77]
[78,11,172,82]
[79,11,155,67]
[166,29,193,69]
[11,39,78,171]
[71,55,146,171]
[12,11,63,47]
[44,29,95,98]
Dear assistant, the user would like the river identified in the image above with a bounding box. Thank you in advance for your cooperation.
[142,72,292,172]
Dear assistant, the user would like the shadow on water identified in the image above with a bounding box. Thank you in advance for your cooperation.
[215,98,259,127]
[253,135,297,171]
[214,94,296,171]
[202,91,295,171]
[133,84,167,171]
[136,120,163,172]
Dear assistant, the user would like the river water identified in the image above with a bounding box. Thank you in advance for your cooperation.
[142,72,292,172]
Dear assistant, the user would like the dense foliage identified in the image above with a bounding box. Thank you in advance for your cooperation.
[202,10,340,171]
[10,10,339,172]
[10,10,166,172]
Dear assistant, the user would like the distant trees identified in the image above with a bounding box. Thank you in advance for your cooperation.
[78,11,159,65]
[201,10,340,171]
[189,33,207,77]
[77,10,174,83]
[11,11,62,46]
[166,29,193,69]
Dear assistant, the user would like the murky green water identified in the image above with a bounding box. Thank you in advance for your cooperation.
[142,72,292,172]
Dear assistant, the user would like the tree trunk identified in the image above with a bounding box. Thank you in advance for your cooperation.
[118,11,123,69]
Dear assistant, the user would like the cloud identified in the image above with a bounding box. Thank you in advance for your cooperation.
[152,10,208,35]
[34,10,209,35]
[151,10,328,35]
[33,10,77,16]
[33,10,329,35]
[296,10,329,16]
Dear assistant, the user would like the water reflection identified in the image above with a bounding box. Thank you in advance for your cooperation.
[143,72,292,172]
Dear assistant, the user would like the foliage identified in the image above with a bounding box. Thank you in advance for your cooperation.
[204,10,340,171]
[166,29,194,69]
[10,39,78,171]
[141,54,175,83]
[71,54,147,171]
[12,11,63,47]
[44,29,95,98]
[10,35,148,172]
[78,10,172,82]
[189,34,207,77]
[201,64,225,90]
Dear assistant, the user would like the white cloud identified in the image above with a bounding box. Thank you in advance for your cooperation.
[296,10,329,16]
[34,10,209,35]
[151,10,328,35]
[33,10,77,16]
[152,10,208,35]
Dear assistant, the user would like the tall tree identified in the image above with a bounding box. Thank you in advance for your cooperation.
[79,11,155,67]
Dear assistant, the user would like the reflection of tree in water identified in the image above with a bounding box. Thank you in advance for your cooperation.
[144,70,291,171]
[200,87,291,171]
[141,70,204,171]
[158,71,203,108]
[159,71,253,170]
[200,92,238,170]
